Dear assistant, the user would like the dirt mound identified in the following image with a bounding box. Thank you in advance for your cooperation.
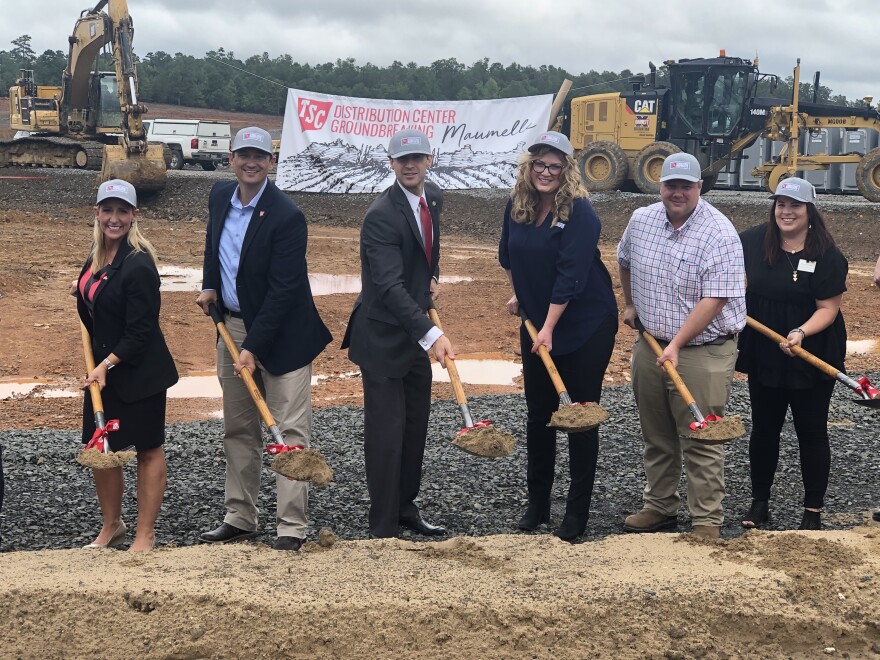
[1,529,878,658]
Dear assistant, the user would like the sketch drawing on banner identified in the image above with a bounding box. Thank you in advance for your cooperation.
[276,90,553,194]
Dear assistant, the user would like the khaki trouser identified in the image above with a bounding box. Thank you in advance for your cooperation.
[631,336,737,526]
[217,315,311,538]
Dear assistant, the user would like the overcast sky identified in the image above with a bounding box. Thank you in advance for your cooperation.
[3,0,876,101]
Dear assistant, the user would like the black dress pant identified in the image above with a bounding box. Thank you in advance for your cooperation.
[520,314,617,519]
[361,354,432,538]
[747,379,835,509]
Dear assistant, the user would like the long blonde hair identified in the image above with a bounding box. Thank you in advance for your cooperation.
[90,206,157,274]
[510,146,588,225]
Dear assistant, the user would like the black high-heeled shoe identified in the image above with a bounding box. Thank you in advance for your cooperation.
[741,500,770,529]
[798,510,821,530]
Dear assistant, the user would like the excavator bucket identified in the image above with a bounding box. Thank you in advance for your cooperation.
[99,143,167,192]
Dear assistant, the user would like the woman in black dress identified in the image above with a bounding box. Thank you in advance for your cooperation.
[76,179,178,551]
[736,177,847,530]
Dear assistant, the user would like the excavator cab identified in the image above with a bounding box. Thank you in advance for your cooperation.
[92,72,124,132]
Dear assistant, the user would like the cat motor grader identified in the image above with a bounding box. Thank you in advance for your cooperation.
[562,54,880,201]
[3,0,166,190]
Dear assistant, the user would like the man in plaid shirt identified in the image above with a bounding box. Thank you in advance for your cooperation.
[617,153,745,539]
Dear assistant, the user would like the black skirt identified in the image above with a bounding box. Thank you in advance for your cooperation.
[81,385,167,452]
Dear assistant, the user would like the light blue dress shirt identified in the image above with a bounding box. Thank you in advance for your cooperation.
[216,179,269,312]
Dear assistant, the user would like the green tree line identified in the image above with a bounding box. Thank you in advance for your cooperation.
[0,34,854,115]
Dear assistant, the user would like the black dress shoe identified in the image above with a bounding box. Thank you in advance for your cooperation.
[273,536,303,551]
[553,514,588,542]
[199,522,257,544]
[873,510,880,523]
[517,504,550,531]
[399,514,446,536]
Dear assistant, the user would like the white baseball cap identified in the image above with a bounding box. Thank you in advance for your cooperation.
[769,176,817,204]
[388,129,432,159]
[527,131,574,156]
[96,179,137,207]
[659,153,702,182]
[231,126,273,154]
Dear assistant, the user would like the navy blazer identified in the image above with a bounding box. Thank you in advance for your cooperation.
[342,180,442,378]
[77,240,178,403]
[202,179,332,375]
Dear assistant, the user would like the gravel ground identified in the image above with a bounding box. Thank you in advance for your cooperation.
[2,377,877,552]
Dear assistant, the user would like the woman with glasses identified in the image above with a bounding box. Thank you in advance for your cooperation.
[499,131,618,542]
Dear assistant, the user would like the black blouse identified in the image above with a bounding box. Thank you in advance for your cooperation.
[735,224,848,388]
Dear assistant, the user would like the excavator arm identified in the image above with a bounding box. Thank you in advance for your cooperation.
[94,0,166,189]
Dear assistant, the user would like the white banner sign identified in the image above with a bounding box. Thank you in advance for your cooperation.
[276,89,552,193]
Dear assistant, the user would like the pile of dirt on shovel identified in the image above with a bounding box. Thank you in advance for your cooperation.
[270,448,334,486]
[452,424,516,457]
[550,402,609,432]
[75,449,137,469]
[689,415,746,444]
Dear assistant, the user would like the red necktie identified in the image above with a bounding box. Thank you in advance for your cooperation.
[419,197,432,264]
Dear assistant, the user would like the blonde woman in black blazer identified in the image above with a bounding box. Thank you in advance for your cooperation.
[75,179,178,552]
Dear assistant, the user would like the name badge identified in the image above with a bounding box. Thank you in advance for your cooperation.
[797,259,817,273]
[554,221,567,229]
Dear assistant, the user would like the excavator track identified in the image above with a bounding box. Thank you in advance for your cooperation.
[0,136,106,171]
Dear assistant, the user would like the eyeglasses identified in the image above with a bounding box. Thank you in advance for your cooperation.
[531,160,563,175]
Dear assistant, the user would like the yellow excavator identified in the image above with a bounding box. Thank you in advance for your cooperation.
[3,0,166,190]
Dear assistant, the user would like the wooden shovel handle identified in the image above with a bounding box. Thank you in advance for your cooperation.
[641,330,698,407]
[80,321,104,415]
[519,310,568,398]
[746,316,840,379]
[428,308,468,406]
[208,304,277,429]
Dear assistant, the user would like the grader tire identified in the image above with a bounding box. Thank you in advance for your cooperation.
[578,141,628,191]
[700,174,718,195]
[633,141,681,194]
[855,147,880,202]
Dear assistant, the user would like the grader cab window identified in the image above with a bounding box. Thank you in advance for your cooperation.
[670,65,750,139]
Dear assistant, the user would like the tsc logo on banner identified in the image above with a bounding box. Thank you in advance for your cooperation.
[297,98,333,131]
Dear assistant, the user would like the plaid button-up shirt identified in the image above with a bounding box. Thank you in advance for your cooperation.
[617,198,745,345]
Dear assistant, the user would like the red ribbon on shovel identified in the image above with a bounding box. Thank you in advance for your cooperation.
[690,414,721,431]
[857,376,879,400]
[266,443,305,456]
[84,419,120,452]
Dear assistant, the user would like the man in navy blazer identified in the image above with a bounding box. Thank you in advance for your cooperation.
[197,126,331,551]
[342,129,455,538]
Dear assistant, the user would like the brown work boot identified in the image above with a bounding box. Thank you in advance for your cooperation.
[623,508,678,533]
[692,525,721,539]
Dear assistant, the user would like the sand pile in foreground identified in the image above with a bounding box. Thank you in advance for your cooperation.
[1,525,878,658]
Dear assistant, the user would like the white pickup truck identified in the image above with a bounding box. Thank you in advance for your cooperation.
[143,118,231,170]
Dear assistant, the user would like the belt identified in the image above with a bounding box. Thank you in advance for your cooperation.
[226,310,243,319]
[699,333,736,346]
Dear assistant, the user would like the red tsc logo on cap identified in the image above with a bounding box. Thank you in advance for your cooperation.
[297,98,333,131]
[401,137,421,146]
[106,184,128,192]
[780,182,800,191]
[671,161,691,170]
[243,132,264,142]
[541,134,560,144]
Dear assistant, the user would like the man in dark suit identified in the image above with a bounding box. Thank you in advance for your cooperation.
[197,126,332,552]
[342,128,455,538]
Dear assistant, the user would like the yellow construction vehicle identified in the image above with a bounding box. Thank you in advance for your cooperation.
[562,54,880,201]
[3,0,166,190]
